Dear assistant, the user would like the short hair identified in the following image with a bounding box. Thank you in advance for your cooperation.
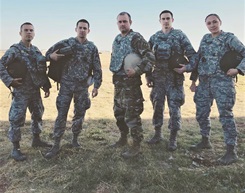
[205,13,222,22]
[159,10,173,19]
[76,19,90,28]
[20,22,33,31]
[117,12,131,20]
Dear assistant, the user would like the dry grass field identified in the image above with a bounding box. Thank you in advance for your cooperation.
[0,51,245,193]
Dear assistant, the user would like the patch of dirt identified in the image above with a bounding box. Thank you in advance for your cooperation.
[0,176,10,193]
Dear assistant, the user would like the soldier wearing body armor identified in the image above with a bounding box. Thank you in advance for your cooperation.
[178,14,245,165]
[110,12,155,158]
[146,10,196,151]
[0,22,52,161]
[43,19,102,159]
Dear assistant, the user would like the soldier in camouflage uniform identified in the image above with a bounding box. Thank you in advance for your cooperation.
[186,14,245,165]
[44,19,102,159]
[0,22,52,161]
[146,10,196,151]
[110,12,155,158]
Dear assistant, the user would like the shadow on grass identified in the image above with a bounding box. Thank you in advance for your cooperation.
[0,117,245,193]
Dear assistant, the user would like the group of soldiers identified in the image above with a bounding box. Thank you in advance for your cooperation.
[0,10,244,166]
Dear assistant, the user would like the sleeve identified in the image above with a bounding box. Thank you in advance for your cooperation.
[92,46,102,89]
[131,33,155,76]
[0,48,16,87]
[227,35,245,75]
[180,32,198,72]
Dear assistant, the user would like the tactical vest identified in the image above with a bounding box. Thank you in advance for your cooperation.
[198,32,233,75]
[11,43,48,88]
[151,29,184,69]
[110,31,137,73]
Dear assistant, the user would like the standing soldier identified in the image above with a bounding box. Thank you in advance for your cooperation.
[146,10,196,151]
[186,14,245,165]
[43,19,102,159]
[0,22,52,161]
[110,12,155,158]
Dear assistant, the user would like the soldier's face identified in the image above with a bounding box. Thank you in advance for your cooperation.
[205,15,221,35]
[159,13,174,30]
[20,24,35,42]
[117,14,131,35]
[76,22,90,39]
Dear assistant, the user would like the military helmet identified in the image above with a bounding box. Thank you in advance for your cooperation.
[7,61,28,79]
[123,53,142,74]
[220,50,242,73]
[168,52,189,70]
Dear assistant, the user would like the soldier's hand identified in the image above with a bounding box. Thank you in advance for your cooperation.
[227,68,239,76]
[126,68,136,77]
[10,78,23,88]
[92,88,98,98]
[174,64,186,74]
[44,90,50,98]
[190,81,197,92]
[50,49,65,61]
[146,76,154,87]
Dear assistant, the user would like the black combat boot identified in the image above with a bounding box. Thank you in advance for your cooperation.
[190,136,212,151]
[32,133,52,148]
[43,138,61,159]
[11,142,27,161]
[71,133,80,148]
[121,140,141,159]
[147,127,163,144]
[217,144,238,165]
[110,132,128,148]
[168,130,178,151]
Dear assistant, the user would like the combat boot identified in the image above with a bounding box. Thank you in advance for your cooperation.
[190,136,212,151]
[110,133,128,148]
[11,142,27,161]
[121,141,141,159]
[71,133,80,148]
[32,133,52,148]
[43,138,61,159]
[217,145,238,165]
[168,130,178,151]
[147,127,163,144]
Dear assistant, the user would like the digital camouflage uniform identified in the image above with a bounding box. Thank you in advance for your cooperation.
[0,41,51,142]
[110,29,155,143]
[149,29,196,132]
[46,37,102,140]
[190,31,245,146]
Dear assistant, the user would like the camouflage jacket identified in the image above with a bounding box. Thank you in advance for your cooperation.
[0,41,51,91]
[149,28,196,72]
[190,31,245,81]
[46,37,102,89]
[110,29,155,76]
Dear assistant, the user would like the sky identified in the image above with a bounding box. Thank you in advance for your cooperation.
[0,0,244,52]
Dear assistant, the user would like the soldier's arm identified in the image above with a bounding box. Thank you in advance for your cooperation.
[131,33,155,76]
[180,33,198,72]
[227,35,245,75]
[0,48,16,87]
[92,46,102,89]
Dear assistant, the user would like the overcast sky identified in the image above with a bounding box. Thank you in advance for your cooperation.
[0,0,244,52]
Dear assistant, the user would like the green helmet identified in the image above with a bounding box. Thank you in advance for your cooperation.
[168,52,189,70]
[220,50,242,73]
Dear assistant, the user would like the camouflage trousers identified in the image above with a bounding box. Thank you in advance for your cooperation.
[113,85,144,142]
[8,90,44,142]
[150,73,185,131]
[53,81,91,139]
[194,75,237,145]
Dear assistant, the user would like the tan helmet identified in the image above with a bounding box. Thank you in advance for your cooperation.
[123,53,142,74]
